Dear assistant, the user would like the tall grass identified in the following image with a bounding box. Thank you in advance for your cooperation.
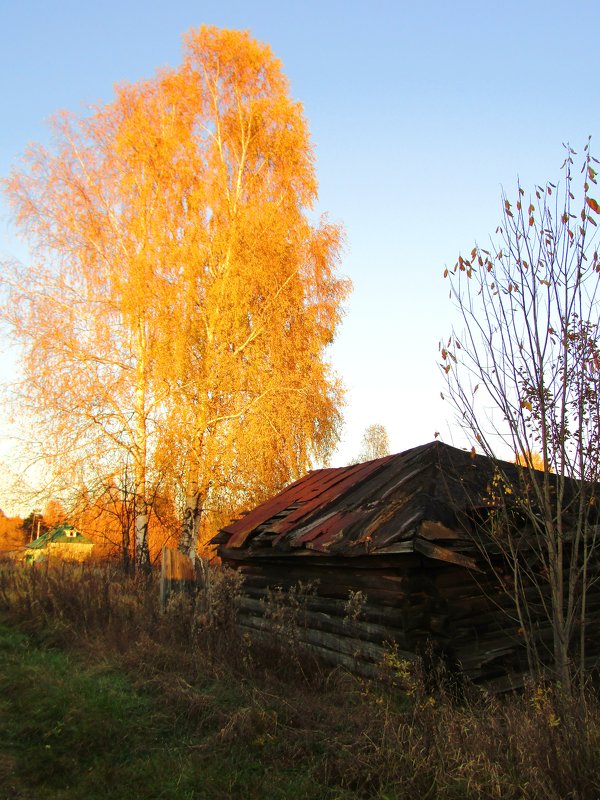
[0,559,599,799]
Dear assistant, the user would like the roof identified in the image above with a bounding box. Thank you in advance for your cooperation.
[27,523,94,550]
[215,441,529,568]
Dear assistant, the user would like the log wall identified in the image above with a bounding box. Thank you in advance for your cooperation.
[223,554,600,691]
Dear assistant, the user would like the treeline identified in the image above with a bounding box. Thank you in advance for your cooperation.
[0,513,27,554]
[0,496,179,565]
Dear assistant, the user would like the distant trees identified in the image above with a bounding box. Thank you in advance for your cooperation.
[73,476,178,566]
[442,142,600,691]
[514,451,552,472]
[1,26,349,568]
[21,510,47,543]
[0,513,27,553]
[42,498,68,529]
[353,424,390,463]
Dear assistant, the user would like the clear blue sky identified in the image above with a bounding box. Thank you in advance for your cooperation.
[1,0,599,484]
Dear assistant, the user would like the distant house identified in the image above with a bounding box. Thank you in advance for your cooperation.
[25,523,94,564]
[214,441,600,691]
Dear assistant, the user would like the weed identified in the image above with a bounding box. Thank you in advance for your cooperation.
[0,562,599,799]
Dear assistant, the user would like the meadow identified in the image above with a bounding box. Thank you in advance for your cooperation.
[0,561,598,800]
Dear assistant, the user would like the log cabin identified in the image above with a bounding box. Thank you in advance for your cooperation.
[213,441,600,690]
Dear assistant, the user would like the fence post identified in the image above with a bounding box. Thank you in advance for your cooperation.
[160,546,196,611]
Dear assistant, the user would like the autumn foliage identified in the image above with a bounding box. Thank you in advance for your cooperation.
[2,27,349,567]
[0,513,26,555]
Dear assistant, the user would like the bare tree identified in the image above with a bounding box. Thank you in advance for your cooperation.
[442,141,600,691]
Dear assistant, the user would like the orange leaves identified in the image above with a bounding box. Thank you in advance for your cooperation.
[514,450,550,471]
[440,344,457,374]
[586,197,600,214]
[3,25,350,559]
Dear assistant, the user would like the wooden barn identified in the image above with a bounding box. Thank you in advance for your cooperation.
[214,441,600,690]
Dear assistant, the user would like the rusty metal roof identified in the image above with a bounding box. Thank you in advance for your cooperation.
[215,441,519,568]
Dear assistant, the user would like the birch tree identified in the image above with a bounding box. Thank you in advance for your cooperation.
[168,28,349,558]
[2,26,349,566]
[354,423,390,463]
[3,80,180,569]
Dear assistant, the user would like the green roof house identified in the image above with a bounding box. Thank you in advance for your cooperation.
[25,524,94,564]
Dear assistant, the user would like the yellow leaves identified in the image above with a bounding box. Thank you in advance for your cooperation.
[488,468,514,501]
[514,451,551,472]
[530,686,561,727]
[520,400,532,412]
[4,24,350,550]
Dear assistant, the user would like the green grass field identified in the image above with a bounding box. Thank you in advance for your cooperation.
[0,622,343,800]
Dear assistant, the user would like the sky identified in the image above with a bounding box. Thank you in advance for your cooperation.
[1,0,599,510]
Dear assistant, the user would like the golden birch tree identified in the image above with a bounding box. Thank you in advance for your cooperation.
[2,26,349,565]
[2,79,182,569]
[165,28,349,557]
[353,423,391,463]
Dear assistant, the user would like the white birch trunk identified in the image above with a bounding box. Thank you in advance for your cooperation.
[133,316,151,571]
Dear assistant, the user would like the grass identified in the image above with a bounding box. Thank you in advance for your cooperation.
[0,622,340,799]
[0,560,599,799]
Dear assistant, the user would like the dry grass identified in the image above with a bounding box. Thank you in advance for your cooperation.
[1,559,599,799]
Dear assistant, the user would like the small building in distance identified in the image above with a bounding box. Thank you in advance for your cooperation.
[25,523,94,564]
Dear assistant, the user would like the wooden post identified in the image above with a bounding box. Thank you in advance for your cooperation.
[160,546,196,611]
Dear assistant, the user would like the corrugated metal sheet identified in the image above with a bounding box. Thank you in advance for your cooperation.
[217,441,512,566]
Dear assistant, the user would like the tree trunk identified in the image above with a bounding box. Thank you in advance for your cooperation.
[133,317,151,572]
[135,506,150,571]
[122,518,131,574]
[179,488,202,562]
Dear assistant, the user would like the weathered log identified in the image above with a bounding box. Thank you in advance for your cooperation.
[238,613,399,665]
[238,624,383,679]
[237,595,413,648]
